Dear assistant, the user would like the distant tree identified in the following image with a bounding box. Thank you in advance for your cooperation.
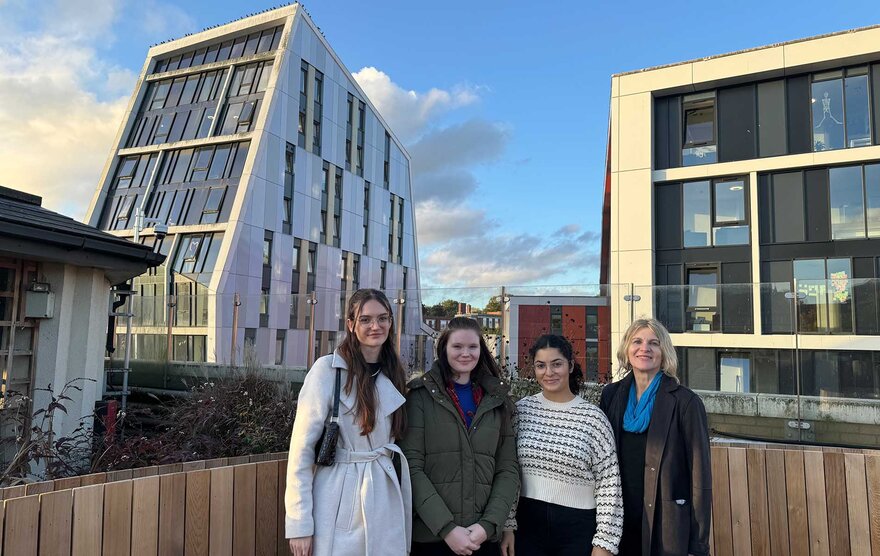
[482,296,502,313]
[423,299,461,318]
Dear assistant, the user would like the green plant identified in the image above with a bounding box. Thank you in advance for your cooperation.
[0,378,96,486]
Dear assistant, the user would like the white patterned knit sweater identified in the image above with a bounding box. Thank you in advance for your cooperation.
[507,393,624,554]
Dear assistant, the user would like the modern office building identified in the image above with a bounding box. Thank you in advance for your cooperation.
[603,26,880,445]
[502,295,608,381]
[85,4,423,367]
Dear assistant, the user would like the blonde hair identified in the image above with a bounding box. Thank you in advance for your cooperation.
[615,318,679,381]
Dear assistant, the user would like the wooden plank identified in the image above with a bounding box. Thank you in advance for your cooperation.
[39,490,73,556]
[232,464,256,556]
[784,450,808,556]
[745,448,769,556]
[181,461,206,473]
[26,481,54,496]
[72,484,104,556]
[255,461,278,556]
[803,451,830,556]
[823,452,850,555]
[277,460,287,556]
[228,456,249,466]
[131,476,159,556]
[158,473,185,556]
[204,458,229,470]
[4,495,40,556]
[727,448,752,555]
[867,454,880,556]
[106,470,133,483]
[3,485,26,500]
[185,470,211,556]
[844,453,871,556]
[156,464,182,476]
[711,446,733,556]
[102,481,133,556]
[764,449,789,556]
[55,477,82,491]
[131,467,158,479]
[209,467,233,556]
[80,474,106,487]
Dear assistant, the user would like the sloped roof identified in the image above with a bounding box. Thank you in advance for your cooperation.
[0,186,165,280]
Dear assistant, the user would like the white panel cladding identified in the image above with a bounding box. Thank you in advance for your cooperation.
[91,6,423,364]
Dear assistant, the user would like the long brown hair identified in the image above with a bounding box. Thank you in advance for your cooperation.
[336,288,407,438]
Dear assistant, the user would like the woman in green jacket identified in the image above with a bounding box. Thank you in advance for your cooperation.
[400,316,520,556]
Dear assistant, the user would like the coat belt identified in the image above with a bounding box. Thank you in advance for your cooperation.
[336,444,412,551]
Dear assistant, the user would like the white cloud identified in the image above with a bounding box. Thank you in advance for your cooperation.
[421,230,600,287]
[409,119,509,176]
[415,201,493,245]
[353,67,482,142]
[0,0,153,219]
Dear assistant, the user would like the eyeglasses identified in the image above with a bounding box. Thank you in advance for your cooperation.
[356,314,392,327]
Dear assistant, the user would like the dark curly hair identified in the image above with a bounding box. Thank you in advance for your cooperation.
[528,334,583,394]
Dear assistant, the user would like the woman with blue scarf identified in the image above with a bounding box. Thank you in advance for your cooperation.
[599,319,711,556]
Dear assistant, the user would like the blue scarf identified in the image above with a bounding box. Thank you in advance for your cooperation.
[623,372,663,433]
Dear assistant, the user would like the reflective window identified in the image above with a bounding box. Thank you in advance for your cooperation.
[794,258,853,334]
[687,267,718,332]
[829,165,866,239]
[845,70,871,147]
[812,75,845,151]
[682,92,717,166]
[683,180,711,247]
[719,354,750,393]
[866,164,880,238]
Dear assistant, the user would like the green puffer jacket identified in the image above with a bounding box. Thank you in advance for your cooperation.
[398,363,520,544]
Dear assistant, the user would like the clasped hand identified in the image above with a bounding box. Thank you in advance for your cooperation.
[443,523,487,555]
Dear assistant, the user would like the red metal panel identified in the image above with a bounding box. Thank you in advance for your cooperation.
[562,306,587,374]
[516,305,550,372]
[598,305,611,383]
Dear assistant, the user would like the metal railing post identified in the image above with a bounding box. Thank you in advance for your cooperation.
[231,292,241,365]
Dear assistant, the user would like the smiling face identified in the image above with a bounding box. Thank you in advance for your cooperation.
[533,347,572,396]
[348,299,391,350]
[445,329,481,377]
[627,326,663,375]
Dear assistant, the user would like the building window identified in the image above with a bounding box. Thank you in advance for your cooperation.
[298,61,308,148]
[794,258,853,334]
[380,261,387,290]
[682,178,748,248]
[686,266,719,332]
[719,352,750,393]
[200,187,225,224]
[283,143,294,233]
[384,131,391,188]
[812,67,871,152]
[312,70,323,155]
[829,165,867,240]
[363,182,370,255]
[275,330,286,366]
[262,237,272,265]
[682,92,717,166]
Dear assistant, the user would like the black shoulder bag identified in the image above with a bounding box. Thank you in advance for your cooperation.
[314,368,342,466]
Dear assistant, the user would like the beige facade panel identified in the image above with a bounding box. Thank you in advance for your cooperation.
[782,27,880,71]
[691,46,785,88]
[616,93,652,172]
[618,63,693,97]
[614,169,653,252]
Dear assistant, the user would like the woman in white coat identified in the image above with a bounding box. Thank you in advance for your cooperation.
[285,289,411,556]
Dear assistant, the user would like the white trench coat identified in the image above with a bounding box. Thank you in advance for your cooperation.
[285,352,412,556]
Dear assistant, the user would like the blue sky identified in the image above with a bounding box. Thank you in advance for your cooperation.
[1,0,878,293]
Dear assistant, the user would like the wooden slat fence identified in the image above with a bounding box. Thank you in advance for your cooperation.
[0,445,877,555]
[0,452,288,501]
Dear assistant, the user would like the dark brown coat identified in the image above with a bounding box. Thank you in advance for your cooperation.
[600,373,712,556]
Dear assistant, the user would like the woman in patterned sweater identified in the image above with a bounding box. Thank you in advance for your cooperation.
[502,334,623,556]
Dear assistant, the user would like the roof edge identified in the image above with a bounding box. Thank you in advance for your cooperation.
[613,23,880,78]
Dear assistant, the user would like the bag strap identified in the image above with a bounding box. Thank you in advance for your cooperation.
[329,367,342,423]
